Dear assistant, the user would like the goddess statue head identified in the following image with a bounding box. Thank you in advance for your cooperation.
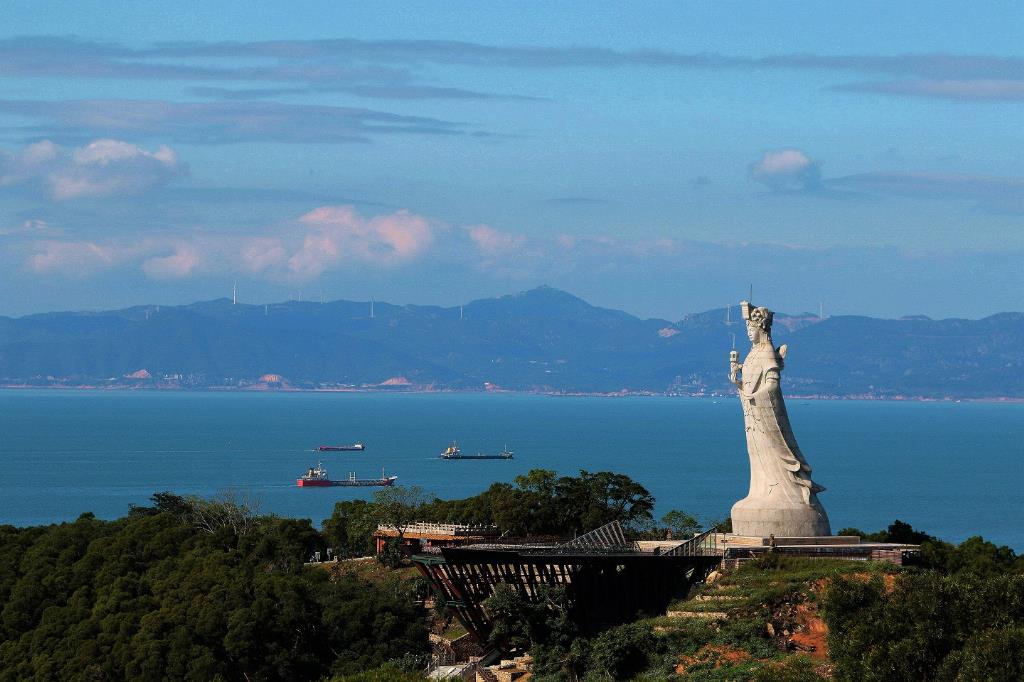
[740,301,773,344]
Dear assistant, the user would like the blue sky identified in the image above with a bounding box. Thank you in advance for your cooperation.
[0,1,1021,319]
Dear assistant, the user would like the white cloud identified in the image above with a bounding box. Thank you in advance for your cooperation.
[749,149,821,191]
[826,171,1024,214]
[0,138,185,201]
[834,79,1024,101]
[0,219,57,237]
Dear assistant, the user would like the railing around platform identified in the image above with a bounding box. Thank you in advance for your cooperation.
[664,529,720,557]
[376,522,499,537]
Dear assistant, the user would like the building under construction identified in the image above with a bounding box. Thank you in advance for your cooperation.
[374,522,500,554]
[414,521,721,642]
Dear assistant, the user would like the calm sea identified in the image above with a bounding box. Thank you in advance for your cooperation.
[1,390,1021,549]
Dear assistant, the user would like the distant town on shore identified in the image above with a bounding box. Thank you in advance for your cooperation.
[2,286,1021,400]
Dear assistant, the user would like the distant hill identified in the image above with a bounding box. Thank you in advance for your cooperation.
[0,286,1021,398]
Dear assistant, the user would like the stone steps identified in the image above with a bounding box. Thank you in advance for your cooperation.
[665,610,729,620]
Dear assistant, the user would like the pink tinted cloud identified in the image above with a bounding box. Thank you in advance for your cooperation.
[18,206,436,282]
[26,238,201,279]
[289,205,434,276]
[27,240,119,273]
[288,230,342,276]
[468,224,525,254]
[241,237,288,273]
[142,244,201,279]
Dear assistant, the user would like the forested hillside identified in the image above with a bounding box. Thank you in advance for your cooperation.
[0,495,428,680]
[3,478,1023,680]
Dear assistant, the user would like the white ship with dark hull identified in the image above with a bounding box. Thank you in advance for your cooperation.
[439,443,514,460]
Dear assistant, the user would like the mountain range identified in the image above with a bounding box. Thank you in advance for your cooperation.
[1,286,1021,398]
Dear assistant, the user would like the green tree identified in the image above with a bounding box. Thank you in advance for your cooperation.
[822,571,1024,682]
[661,509,701,539]
[0,492,430,681]
[484,583,576,659]
[940,626,1024,681]
[585,622,655,681]
[323,499,378,557]
[945,536,1022,577]
[484,583,536,652]
[372,486,430,545]
[842,520,1022,576]
[554,470,654,535]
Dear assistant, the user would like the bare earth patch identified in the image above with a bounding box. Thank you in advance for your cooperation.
[676,644,752,673]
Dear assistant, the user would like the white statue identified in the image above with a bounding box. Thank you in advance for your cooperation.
[729,300,831,537]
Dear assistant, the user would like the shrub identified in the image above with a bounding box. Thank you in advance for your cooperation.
[823,571,1024,681]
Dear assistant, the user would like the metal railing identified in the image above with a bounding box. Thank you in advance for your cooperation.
[663,529,720,557]
[564,519,629,549]
[377,522,499,537]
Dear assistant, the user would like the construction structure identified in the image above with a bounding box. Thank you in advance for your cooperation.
[414,521,721,642]
[374,522,500,554]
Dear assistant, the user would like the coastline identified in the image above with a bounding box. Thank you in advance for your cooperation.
[1,383,1021,403]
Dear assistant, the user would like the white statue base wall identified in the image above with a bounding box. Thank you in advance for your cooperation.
[731,496,832,538]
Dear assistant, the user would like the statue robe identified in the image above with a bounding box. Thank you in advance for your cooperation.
[738,343,824,505]
[731,339,831,537]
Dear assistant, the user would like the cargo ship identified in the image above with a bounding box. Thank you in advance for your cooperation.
[317,442,365,452]
[296,462,397,487]
[439,443,514,460]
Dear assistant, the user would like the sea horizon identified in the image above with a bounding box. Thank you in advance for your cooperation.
[3,384,1022,403]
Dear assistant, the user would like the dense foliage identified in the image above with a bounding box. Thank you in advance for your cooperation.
[323,469,657,552]
[824,572,1024,681]
[6,481,1023,681]
[0,494,429,681]
[839,519,1024,576]
[821,520,1024,681]
[483,583,659,681]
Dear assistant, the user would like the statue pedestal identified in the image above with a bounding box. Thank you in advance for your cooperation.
[731,497,831,538]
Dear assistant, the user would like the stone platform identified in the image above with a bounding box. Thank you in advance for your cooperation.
[716,533,920,565]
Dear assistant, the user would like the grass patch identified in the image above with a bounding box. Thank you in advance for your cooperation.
[441,623,468,640]
[327,558,421,583]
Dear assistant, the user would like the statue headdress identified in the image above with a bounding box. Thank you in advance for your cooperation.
[740,301,773,331]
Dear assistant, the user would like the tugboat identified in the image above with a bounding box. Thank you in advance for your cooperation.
[296,462,397,487]
[317,442,365,452]
[439,442,514,460]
